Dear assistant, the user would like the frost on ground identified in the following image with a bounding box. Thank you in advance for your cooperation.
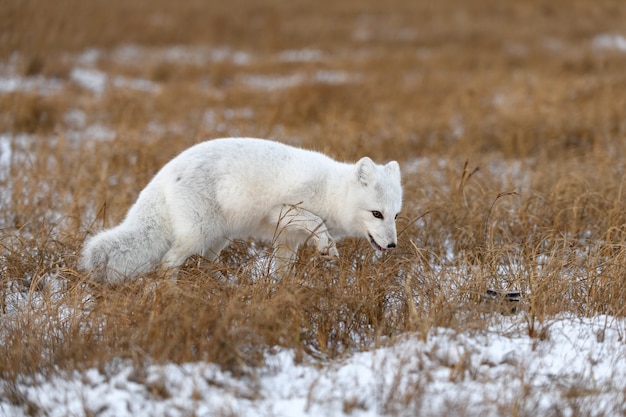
[2,315,625,417]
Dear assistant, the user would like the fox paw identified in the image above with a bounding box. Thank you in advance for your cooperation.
[317,237,339,258]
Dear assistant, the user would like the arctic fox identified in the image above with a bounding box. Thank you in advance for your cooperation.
[80,138,403,283]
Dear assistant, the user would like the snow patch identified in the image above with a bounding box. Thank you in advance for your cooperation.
[76,48,101,66]
[64,109,87,130]
[241,73,305,90]
[0,75,65,95]
[70,68,108,95]
[111,44,252,67]
[112,76,160,94]
[240,70,360,91]
[592,34,626,52]
[69,68,160,95]
[0,133,11,172]
[2,316,626,417]
[278,49,324,62]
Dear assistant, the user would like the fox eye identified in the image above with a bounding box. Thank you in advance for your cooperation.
[372,210,384,219]
[395,213,399,220]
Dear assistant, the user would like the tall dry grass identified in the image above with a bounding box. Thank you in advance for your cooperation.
[1,0,626,408]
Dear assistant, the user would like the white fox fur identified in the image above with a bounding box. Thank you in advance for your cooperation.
[80,138,403,283]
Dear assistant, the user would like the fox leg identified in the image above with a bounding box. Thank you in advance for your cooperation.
[273,240,299,277]
[160,235,229,279]
[202,238,229,261]
[272,204,339,260]
[160,242,199,280]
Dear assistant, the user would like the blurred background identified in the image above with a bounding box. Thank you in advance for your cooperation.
[1,0,625,161]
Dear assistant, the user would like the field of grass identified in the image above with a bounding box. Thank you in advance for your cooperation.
[2,0,626,415]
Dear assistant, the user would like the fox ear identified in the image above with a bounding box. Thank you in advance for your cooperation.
[356,157,376,187]
[385,161,401,182]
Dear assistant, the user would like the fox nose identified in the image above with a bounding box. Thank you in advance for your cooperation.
[387,242,396,249]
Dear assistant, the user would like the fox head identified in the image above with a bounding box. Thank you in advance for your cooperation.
[350,157,403,252]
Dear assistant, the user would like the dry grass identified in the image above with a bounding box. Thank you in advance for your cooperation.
[2,0,626,412]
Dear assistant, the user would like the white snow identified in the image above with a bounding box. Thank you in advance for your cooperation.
[0,133,11,172]
[240,73,306,90]
[0,133,36,185]
[76,48,102,66]
[592,34,626,52]
[83,123,117,142]
[69,68,160,96]
[1,315,625,417]
[63,109,87,130]
[111,44,252,67]
[111,75,160,94]
[240,70,360,91]
[278,49,324,62]
[313,70,358,84]
[70,67,108,95]
[0,75,65,95]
